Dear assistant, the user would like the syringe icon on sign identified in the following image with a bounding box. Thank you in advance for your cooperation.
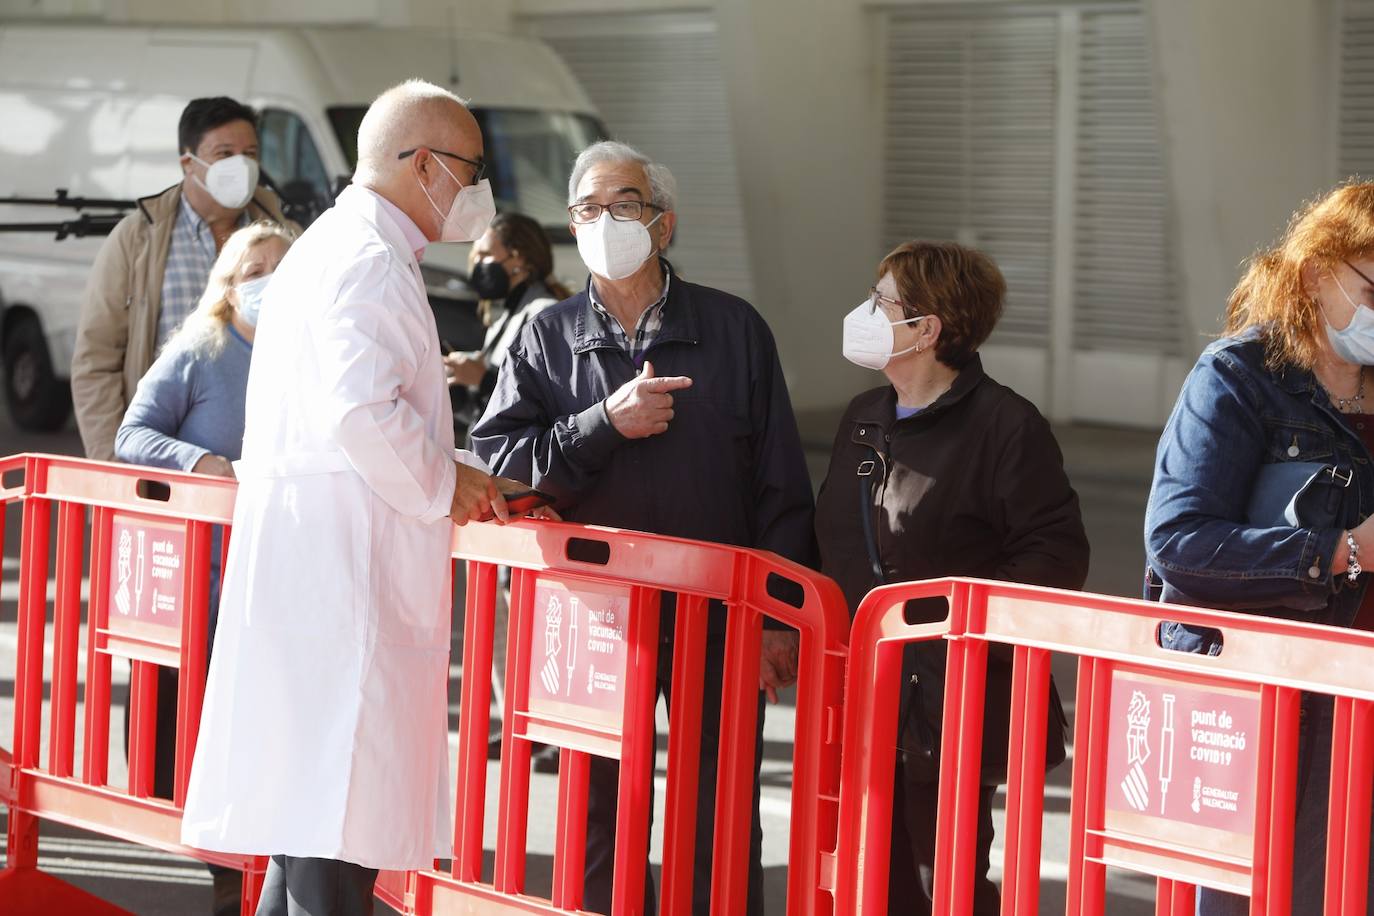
[1159,694,1176,815]
[566,596,579,697]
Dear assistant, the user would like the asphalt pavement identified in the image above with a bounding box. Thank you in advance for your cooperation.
[0,408,1165,915]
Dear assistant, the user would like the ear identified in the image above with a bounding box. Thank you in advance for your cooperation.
[1300,259,1325,300]
[919,313,943,347]
[226,285,240,309]
[179,152,195,179]
[655,211,677,249]
[409,148,434,184]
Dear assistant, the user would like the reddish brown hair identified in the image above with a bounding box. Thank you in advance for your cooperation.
[1226,180,1374,370]
[878,240,1006,369]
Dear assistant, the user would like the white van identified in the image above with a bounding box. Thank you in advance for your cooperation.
[0,23,603,430]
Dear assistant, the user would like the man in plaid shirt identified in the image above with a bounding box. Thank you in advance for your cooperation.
[72,96,297,461]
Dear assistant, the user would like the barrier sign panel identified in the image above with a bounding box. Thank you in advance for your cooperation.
[1102,667,1262,890]
[108,513,186,635]
[524,576,631,756]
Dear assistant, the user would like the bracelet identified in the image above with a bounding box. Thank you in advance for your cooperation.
[1347,530,1363,583]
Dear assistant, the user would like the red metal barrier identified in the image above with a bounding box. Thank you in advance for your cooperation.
[374,519,850,916]
[0,453,266,915]
[833,576,1374,915]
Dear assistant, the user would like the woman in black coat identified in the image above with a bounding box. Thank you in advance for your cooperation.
[815,240,1090,914]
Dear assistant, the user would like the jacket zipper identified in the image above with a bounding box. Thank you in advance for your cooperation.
[870,431,892,578]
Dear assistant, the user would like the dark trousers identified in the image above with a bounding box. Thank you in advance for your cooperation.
[1198,696,1374,915]
[584,638,765,916]
[254,856,378,916]
[888,764,999,916]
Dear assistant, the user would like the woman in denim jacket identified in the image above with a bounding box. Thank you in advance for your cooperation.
[1146,182,1374,914]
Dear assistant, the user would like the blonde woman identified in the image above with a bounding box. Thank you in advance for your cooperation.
[111,222,292,893]
[116,220,293,476]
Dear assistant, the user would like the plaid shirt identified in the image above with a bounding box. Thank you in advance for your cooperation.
[156,197,246,348]
[588,265,671,361]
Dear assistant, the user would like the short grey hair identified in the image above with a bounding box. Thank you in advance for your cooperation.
[567,140,677,212]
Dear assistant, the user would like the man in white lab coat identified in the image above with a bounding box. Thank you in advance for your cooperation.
[181,80,508,916]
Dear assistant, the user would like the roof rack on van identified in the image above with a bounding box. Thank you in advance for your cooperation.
[0,188,132,240]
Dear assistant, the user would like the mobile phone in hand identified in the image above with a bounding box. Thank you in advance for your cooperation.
[478,476,554,521]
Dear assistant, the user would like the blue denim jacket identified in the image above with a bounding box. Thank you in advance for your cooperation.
[1145,331,1372,653]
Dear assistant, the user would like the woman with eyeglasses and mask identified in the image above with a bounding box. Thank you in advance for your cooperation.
[814,240,1089,914]
[445,211,572,433]
[1146,182,1374,915]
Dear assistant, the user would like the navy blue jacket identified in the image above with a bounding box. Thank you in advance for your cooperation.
[471,265,817,600]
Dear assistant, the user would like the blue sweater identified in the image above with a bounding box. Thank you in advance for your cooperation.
[115,325,252,471]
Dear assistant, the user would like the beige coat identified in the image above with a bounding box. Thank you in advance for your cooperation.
[70,183,295,460]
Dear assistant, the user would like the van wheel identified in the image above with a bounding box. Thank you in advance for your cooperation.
[3,313,72,432]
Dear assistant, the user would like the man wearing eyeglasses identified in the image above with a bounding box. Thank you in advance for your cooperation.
[472,140,815,915]
[182,80,509,916]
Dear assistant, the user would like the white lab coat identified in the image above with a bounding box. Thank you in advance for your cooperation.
[181,185,476,868]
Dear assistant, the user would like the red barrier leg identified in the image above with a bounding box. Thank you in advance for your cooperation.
[454,560,498,883]
[242,857,267,915]
[1066,655,1110,916]
[934,582,988,916]
[48,502,84,778]
[711,590,764,916]
[174,520,212,806]
[494,566,536,895]
[1001,645,1051,916]
[832,606,907,915]
[127,660,158,799]
[1326,697,1374,916]
[612,585,660,916]
[1253,685,1299,916]
[1155,877,1195,916]
[83,506,113,788]
[553,748,591,910]
[1328,697,1355,916]
[14,496,50,775]
[661,594,708,916]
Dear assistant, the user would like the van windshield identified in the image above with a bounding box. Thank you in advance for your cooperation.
[328,106,606,238]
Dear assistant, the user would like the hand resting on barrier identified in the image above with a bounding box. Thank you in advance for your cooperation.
[759,629,800,704]
[450,461,509,526]
[192,453,236,478]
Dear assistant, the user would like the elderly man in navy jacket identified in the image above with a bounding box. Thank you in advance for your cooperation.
[472,140,814,915]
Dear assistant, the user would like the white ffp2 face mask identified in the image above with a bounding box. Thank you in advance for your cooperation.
[576,211,662,280]
[420,156,496,243]
[190,154,259,210]
[1326,277,1374,366]
[842,297,924,370]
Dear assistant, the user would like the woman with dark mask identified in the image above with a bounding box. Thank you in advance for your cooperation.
[446,211,571,432]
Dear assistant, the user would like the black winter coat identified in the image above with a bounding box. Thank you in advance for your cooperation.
[815,355,1090,783]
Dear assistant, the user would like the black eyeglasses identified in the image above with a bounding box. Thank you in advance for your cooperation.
[1347,261,1374,288]
[567,200,661,224]
[397,147,486,183]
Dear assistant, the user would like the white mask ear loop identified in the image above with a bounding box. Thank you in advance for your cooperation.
[889,314,927,359]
